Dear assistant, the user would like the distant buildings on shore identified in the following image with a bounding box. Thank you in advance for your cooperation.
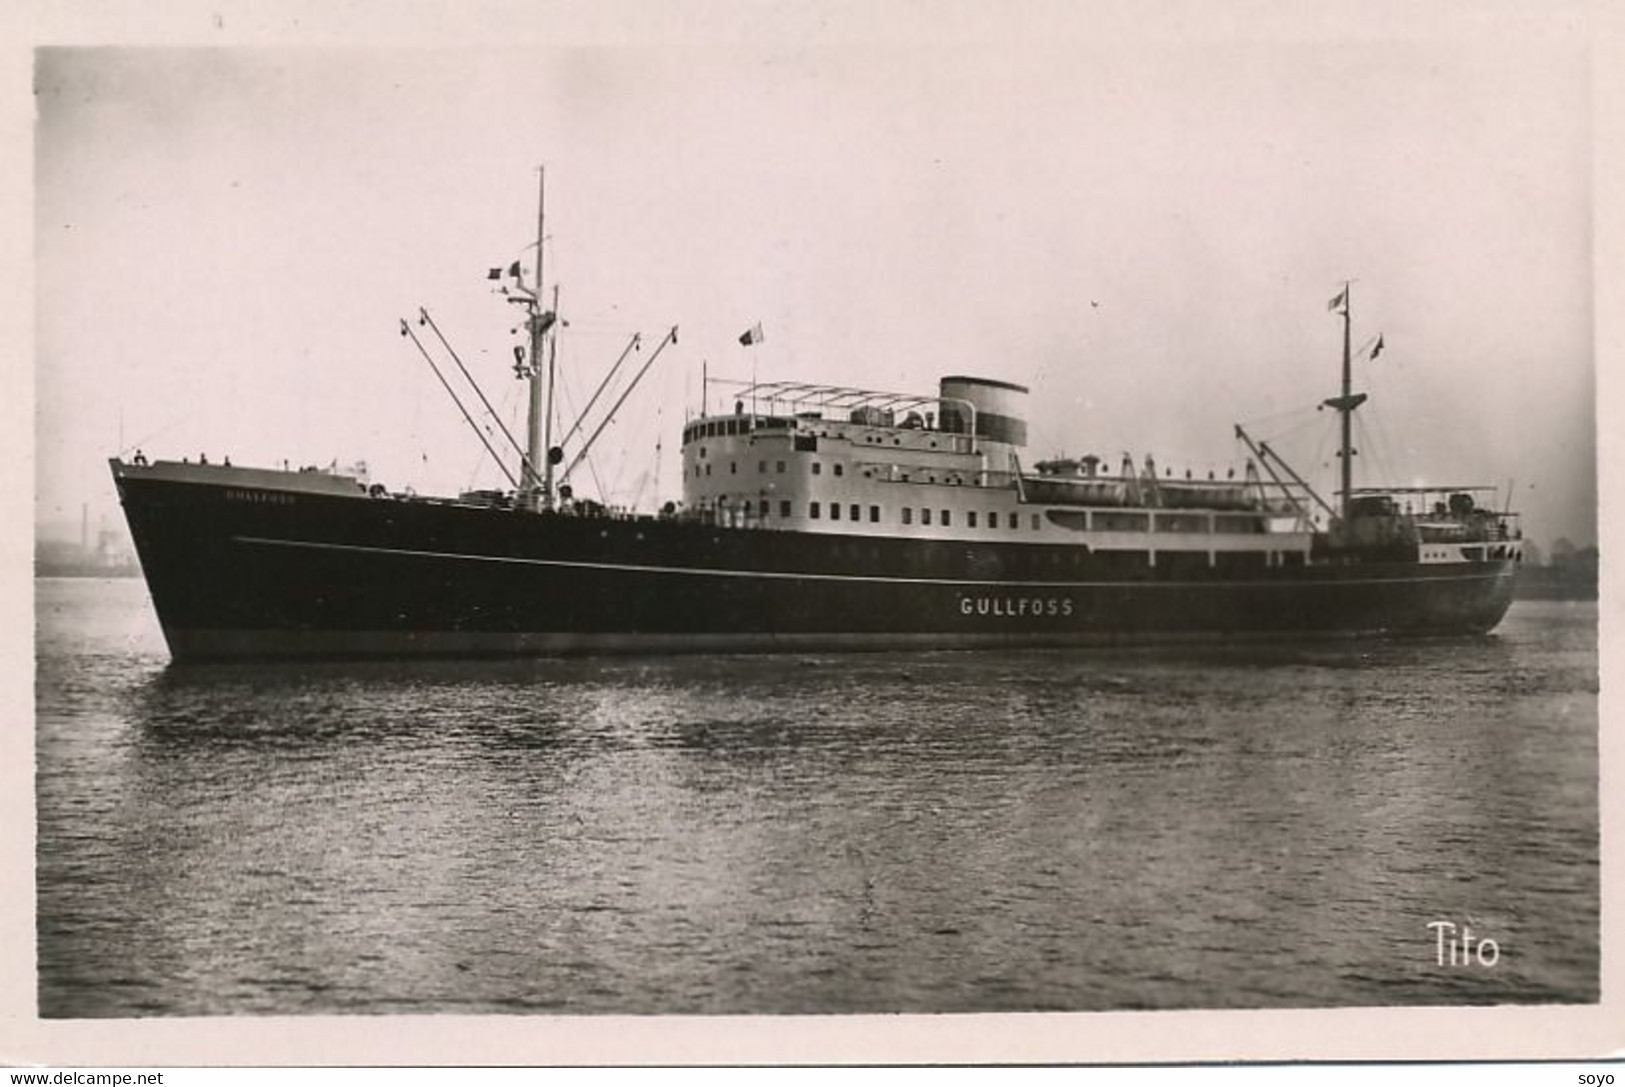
[34,505,140,578]
[1513,540,1599,601]
[35,544,141,578]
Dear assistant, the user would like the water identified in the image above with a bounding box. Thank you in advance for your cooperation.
[34,578,1599,1017]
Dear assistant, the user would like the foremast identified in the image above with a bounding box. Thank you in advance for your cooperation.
[501,170,678,513]
[513,167,560,512]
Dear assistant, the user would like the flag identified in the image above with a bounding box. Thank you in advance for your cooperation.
[738,322,764,346]
[508,260,522,278]
[1327,286,1347,313]
[487,267,502,280]
[1370,334,1384,360]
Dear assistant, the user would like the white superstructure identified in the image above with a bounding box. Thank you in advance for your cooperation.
[679,375,1316,568]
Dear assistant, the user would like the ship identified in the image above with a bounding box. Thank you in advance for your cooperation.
[110,176,1522,661]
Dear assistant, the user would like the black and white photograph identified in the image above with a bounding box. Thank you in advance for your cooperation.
[9,0,1616,1067]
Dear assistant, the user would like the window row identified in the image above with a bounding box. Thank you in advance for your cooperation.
[773,503,1044,530]
[800,502,881,523]
[711,500,881,522]
[690,459,845,477]
[683,416,793,443]
[898,508,1042,530]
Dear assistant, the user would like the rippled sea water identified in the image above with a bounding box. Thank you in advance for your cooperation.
[34,578,1598,1017]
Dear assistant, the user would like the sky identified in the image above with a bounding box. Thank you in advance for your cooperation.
[28,5,1601,552]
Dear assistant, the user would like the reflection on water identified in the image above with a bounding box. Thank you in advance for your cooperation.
[35,579,1599,1016]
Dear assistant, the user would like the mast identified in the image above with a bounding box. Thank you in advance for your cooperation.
[521,167,554,512]
[542,283,559,510]
[1339,280,1352,527]
[1320,281,1366,530]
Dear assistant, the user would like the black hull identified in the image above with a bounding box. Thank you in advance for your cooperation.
[114,470,1518,662]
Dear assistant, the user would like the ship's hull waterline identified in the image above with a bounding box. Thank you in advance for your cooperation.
[115,466,1517,663]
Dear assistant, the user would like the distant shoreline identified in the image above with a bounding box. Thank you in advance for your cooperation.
[1512,566,1598,601]
[34,567,142,580]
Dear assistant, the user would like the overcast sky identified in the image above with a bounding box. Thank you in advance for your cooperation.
[31,7,1599,550]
